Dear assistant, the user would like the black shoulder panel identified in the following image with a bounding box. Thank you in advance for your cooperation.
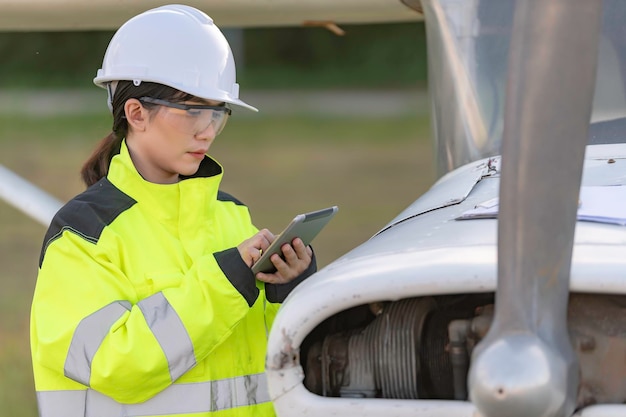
[217,190,246,206]
[39,178,136,267]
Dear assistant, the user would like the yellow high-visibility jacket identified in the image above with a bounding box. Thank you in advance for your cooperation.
[31,141,315,417]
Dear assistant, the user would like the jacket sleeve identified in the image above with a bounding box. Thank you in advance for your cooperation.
[262,249,317,331]
[238,220,318,332]
[31,229,259,404]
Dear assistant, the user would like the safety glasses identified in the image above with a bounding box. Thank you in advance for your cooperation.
[139,96,231,136]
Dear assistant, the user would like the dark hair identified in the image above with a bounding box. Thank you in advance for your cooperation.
[80,81,194,187]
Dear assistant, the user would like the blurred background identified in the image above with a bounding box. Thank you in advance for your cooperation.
[0,22,433,416]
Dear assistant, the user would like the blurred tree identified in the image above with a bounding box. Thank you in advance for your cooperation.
[0,31,112,88]
[0,22,426,89]
[240,22,427,88]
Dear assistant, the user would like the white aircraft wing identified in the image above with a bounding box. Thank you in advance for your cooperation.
[0,0,422,31]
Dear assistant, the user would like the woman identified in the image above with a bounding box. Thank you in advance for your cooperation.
[30,5,315,417]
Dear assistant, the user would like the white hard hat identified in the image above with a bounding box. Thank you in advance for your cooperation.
[93,4,257,112]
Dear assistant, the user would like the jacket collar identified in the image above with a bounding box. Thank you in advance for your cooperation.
[107,140,224,226]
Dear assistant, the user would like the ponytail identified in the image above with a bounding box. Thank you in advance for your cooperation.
[80,80,130,188]
[80,132,123,187]
[81,80,191,187]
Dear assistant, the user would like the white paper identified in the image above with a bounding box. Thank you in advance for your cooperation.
[457,185,626,226]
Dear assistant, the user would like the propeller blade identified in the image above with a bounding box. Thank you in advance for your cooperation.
[468,1,603,417]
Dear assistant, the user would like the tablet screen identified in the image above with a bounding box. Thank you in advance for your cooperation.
[251,206,338,274]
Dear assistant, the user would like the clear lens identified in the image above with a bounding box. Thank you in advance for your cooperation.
[140,97,231,136]
[160,106,230,135]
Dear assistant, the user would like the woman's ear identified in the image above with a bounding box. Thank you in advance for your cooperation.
[124,98,148,132]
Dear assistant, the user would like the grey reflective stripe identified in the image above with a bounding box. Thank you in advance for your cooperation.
[138,292,196,381]
[37,373,271,417]
[37,390,86,417]
[64,300,131,386]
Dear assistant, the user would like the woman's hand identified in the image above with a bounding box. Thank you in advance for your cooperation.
[255,238,313,284]
[237,229,275,268]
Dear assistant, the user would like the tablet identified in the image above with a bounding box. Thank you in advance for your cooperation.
[251,206,338,274]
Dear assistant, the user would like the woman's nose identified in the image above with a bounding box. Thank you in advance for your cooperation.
[195,123,217,141]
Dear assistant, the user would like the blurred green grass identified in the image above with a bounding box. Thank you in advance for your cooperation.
[0,110,433,416]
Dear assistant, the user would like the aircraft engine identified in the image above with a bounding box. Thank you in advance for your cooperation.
[301,294,626,410]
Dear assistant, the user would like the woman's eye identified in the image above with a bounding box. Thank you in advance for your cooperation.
[186,109,202,117]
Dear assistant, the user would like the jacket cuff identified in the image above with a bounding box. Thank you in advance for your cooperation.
[214,248,259,307]
[265,250,317,303]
